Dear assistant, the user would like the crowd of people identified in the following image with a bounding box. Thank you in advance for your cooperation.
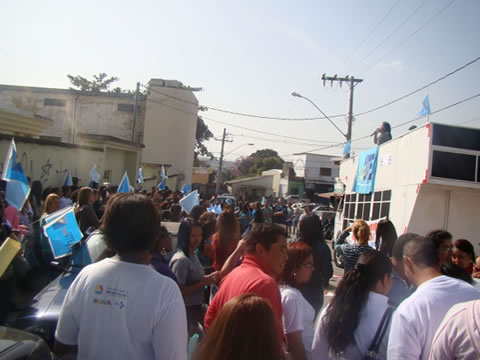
[1,180,480,359]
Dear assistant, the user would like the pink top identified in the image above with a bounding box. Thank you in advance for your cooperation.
[4,205,20,229]
[429,299,480,360]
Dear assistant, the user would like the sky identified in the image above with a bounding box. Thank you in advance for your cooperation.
[2,0,480,163]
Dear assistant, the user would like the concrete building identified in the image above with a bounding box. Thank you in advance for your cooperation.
[291,153,340,200]
[0,79,198,189]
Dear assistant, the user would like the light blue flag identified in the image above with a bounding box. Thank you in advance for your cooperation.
[157,179,166,191]
[42,206,83,259]
[89,164,101,183]
[179,190,200,214]
[261,196,266,205]
[118,171,131,193]
[1,139,31,211]
[137,168,144,184]
[181,183,191,195]
[64,171,73,187]
[343,141,351,156]
[207,205,215,213]
[214,204,222,214]
[161,165,168,182]
[417,94,431,117]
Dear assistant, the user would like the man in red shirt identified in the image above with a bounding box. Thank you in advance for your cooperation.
[204,223,288,339]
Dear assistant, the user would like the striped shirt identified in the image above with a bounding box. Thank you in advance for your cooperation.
[335,230,373,271]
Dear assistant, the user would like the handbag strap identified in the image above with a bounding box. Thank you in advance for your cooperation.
[366,306,394,358]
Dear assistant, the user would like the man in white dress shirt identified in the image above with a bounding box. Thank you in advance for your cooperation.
[387,234,480,360]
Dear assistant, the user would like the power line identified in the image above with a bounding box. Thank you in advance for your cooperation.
[146,96,341,144]
[355,54,480,117]
[359,0,457,76]
[232,133,339,146]
[149,87,344,121]
[345,0,430,74]
[331,0,401,73]
[283,91,480,156]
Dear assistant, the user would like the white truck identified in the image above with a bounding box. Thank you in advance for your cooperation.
[333,122,480,255]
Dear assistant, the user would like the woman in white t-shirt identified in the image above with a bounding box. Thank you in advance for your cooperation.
[279,242,316,360]
[312,250,393,360]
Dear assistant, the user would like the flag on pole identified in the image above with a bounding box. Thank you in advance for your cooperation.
[181,183,191,195]
[161,165,168,182]
[1,139,30,211]
[179,190,200,214]
[137,168,144,184]
[42,206,83,259]
[417,94,431,117]
[64,171,73,187]
[261,196,266,205]
[157,179,166,191]
[89,164,101,183]
[118,171,131,193]
[343,141,351,156]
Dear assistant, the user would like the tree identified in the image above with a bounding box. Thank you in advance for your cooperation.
[234,148,284,177]
[67,73,120,92]
[194,116,214,165]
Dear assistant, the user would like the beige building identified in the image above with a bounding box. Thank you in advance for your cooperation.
[0,79,198,189]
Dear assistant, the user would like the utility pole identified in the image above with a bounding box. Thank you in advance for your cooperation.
[215,128,232,194]
[321,74,363,155]
[131,82,140,143]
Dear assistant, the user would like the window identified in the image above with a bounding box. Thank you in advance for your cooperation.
[44,98,66,107]
[342,189,392,229]
[117,103,135,112]
[320,167,332,177]
[431,151,476,182]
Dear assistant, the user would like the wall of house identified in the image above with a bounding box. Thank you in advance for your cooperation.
[142,80,198,188]
[0,85,143,144]
[0,136,104,188]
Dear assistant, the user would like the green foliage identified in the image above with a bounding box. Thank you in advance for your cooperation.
[235,149,284,177]
[67,73,120,92]
[194,116,214,165]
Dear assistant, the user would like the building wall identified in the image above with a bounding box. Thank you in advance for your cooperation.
[192,167,209,185]
[0,136,104,188]
[142,80,198,188]
[0,85,143,144]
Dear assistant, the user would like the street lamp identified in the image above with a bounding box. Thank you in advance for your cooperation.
[291,92,347,139]
[216,143,254,194]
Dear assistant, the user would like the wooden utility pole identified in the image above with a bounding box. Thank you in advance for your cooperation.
[215,128,232,194]
[321,75,363,154]
[131,82,141,143]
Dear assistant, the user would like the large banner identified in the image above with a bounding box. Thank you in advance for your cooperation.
[353,147,379,194]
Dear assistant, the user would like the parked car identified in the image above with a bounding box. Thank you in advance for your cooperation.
[213,195,236,208]
[0,326,55,359]
[14,223,180,347]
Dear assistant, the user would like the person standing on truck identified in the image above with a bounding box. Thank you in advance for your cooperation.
[335,220,373,272]
[372,122,392,145]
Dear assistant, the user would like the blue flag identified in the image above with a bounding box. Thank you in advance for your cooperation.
[89,164,101,183]
[179,190,200,214]
[137,168,144,184]
[42,206,83,259]
[214,204,222,214]
[161,165,168,182]
[118,171,131,193]
[353,147,379,194]
[181,183,191,195]
[417,94,431,117]
[1,139,31,211]
[64,171,73,187]
[343,141,351,156]
[261,196,266,205]
[158,179,166,191]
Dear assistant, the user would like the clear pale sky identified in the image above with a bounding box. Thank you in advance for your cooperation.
[2,0,480,162]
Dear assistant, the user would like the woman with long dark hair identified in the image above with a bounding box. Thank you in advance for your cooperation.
[280,242,316,360]
[170,218,219,336]
[75,187,100,235]
[212,210,241,271]
[297,214,333,315]
[193,293,283,360]
[375,219,397,257]
[312,250,393,359]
